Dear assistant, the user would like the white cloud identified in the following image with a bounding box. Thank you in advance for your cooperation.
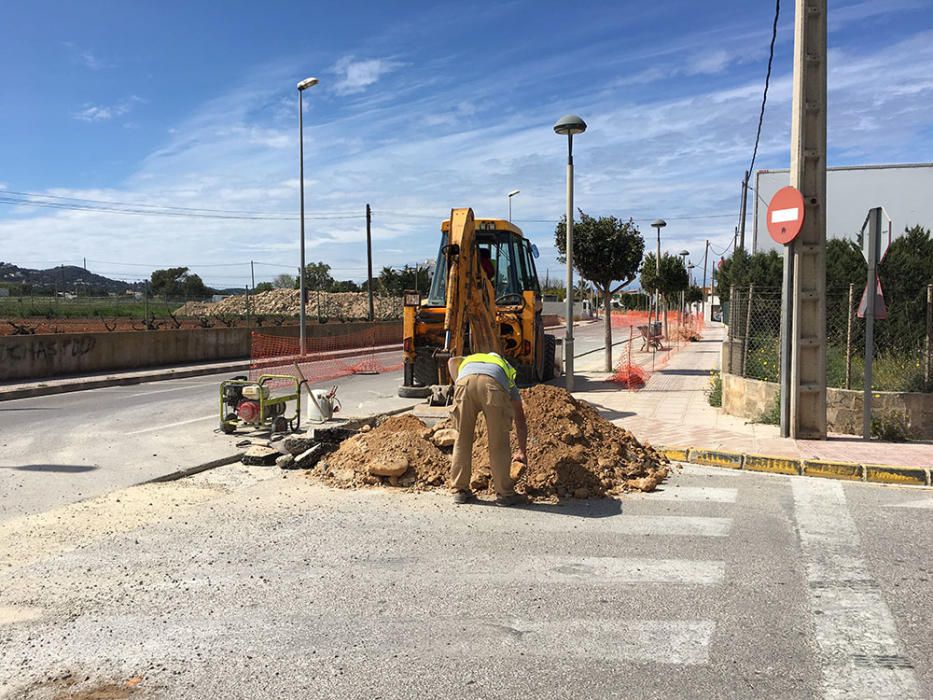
[4,27,933,286]
[331,56,402,96]
[687,49,732,76]
[73,96,143,123]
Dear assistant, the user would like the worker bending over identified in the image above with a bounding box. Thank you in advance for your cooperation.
[447,353,528,506]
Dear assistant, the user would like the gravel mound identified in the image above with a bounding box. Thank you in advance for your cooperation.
[176,290,402,320]
[315,385,669,499]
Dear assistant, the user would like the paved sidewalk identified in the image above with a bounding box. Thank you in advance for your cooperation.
[575,323,933,469]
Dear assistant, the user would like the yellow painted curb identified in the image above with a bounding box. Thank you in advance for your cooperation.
[691,449,744,470]
[661,447,691,463]
[802,460,863,481]
[863,464,930,487]
[744,454,801,476]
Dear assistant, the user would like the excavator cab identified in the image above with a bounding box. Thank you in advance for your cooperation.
[400,210,557,398]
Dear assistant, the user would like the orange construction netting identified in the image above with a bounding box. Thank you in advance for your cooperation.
[250,324,403,386]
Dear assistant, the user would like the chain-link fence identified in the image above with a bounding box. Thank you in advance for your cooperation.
[724,284,933,393]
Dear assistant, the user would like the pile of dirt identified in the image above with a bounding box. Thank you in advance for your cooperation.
[175,290,402,320]
[315,385,669,499]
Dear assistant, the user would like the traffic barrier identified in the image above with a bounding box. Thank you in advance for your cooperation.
[250,325,403,387]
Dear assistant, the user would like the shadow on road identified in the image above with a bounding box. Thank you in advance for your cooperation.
[1,464,99,473]
[467,497,623,518]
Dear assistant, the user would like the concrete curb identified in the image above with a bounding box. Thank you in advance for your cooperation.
[0,362,250,402]
[659,446,932,487]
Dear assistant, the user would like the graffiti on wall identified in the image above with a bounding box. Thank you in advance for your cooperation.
[0,336,97,367]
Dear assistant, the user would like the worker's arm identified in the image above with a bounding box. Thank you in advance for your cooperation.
[512,399,528,463]
[447,356,464,382]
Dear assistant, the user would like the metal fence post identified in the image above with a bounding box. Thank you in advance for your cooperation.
[845,282,854,390]
[742,284,754,378]
[926,284,932,392]
[728,285,737,374]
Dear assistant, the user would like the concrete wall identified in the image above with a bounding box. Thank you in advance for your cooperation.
[542,301,594,320]
[0,320,402,381]
[722,371,933,439]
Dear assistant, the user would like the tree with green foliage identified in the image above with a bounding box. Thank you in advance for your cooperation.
[640,253,689,338]
[331,279,361,292]
[149,267,210,299]
[300,262,334,291]
[273,273,296,289]
[714,249,783,300]
[685,285,704,306]
[555,211,645,371]
[254,281,274,293]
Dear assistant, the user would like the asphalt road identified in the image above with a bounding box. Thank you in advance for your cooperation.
[1,463,930,699]
[0,322,612,522]
[0,350,418,523]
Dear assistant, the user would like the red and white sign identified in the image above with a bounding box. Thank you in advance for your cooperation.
[766,186,806,245]
[857,274,888,320]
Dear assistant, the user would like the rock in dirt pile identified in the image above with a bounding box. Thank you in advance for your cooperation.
[315,384,669,499]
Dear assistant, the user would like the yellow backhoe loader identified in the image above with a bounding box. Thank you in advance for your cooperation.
[399,208,556,399]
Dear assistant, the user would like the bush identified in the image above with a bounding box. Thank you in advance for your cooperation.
[871,410,910,442]
[757,391,781,425]
[707,371,722,407]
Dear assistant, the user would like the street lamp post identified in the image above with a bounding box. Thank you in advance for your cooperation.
[678,250,690,324]
[554,115,586,392]
[507,189,520,222]
[651,219,666,336]
[297,76,319,356]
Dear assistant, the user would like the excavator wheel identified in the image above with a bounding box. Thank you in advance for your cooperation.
[399,385,432,399]
[542,334,557,381]
[413,347,441,388]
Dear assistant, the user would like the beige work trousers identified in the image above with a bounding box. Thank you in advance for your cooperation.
[450,374,515,496]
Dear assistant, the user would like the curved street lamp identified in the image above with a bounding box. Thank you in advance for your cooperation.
[650,219,667,335]
[554,114,587,392]
[297,76,319,355]
[507,189,520,222]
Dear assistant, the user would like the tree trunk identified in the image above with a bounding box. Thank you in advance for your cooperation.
[603,287,613,372]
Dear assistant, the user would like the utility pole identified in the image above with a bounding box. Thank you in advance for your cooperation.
[83,257,87,272]
[250,260,255,291]
[788,0,827,439]
[366,204,374,322]
[702,239,709,318]
[738,170,749,251]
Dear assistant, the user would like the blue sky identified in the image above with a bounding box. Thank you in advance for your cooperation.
[1,0,932,288]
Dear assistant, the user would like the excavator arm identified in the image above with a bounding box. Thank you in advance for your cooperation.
[439,208,501,370]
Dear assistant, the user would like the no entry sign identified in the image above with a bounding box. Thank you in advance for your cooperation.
[767,186,806,245]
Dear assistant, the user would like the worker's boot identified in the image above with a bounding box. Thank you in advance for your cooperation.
[495,493,529,507]
[452,490,475,504]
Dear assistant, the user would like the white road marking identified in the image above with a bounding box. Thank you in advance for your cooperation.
[629,486,738,503]
[482,513,733,537]
[501,556,725,585]
[885,498,933,509]
[125,415,217,435]
[791,478,922,698]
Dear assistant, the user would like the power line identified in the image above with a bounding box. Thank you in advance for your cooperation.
[0,188,361,218]
[0,195,364,221]
[746,0,781,184]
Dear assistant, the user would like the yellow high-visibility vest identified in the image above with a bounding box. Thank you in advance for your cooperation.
[460,352,517,389]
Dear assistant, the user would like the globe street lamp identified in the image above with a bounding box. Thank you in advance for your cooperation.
[651,219,666,337]
[554,114,587,392]
[507,189,520,222]
[297,76,319,355]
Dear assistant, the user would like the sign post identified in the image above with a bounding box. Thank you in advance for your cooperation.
[860,207,891,439]
[767,186,806,438]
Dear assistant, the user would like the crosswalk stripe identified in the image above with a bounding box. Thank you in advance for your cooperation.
[628,486,737,503]
[495,556,725,585]
[458,513,733,537]
[791,478,922,698]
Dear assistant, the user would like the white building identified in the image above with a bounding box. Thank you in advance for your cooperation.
[752,163,933,253]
